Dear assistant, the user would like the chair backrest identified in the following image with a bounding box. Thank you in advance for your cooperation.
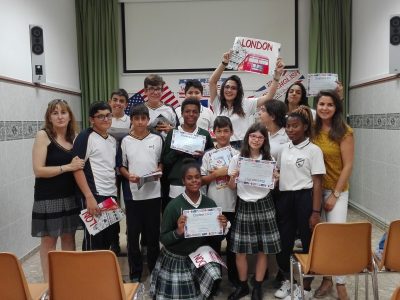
[48,250,126,300]
[0,252,32,300]
[381,220,400,271]
[392,286,400,300]
[305,222,372,275]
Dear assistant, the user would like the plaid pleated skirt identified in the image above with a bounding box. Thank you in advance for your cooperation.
[149,247,221,300]
[230,193,281,254]
[31,196,82,237]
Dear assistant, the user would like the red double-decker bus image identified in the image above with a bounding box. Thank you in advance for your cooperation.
[241,54,269,74]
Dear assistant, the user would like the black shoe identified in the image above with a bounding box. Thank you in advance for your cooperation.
[251,286,263,300]
[228,283,250,300]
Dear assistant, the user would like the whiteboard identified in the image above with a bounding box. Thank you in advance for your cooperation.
[121,0,298,73]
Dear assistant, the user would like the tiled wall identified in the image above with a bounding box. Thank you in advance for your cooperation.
[0,80,81,258]
[348,78,400,225]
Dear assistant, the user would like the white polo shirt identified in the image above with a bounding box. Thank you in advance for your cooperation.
[228,154,271,202]
[120,132,163,200]
[111,114,130,129]
[269,127,290,160]
[277,138,325,191]
[201,146,239,212]
[146,103,177,138]
[212,96,258,141]
[176,105,215,131]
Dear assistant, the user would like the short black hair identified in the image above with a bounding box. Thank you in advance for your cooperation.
[130,104,149,119]
[184,80,203,94]
[181,98,201,113]
[181,158,200,179]
[213,116,233,132]
[110,88,129,102]
[89,101,111,117]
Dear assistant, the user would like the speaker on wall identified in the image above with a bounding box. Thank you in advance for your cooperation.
[389,15,400,74]
[29,25,46,83]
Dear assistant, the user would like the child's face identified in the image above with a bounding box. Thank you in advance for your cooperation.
[258,106,274,127]
[90,109,112,133]
[285,117,307,145]
[182,104,200,126]
[145,85,163,102]
[109,95,128,116]
[131,114,149,132]
[183,167,201,193]
[287,85,303,106]
[214,126,232,147]
[223,80,238,102]
[185,87,202,101]
[248,130,265,151]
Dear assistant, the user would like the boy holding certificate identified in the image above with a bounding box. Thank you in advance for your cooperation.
[161,98,214,211]
[118,104,163,283]
[201,116,239,286]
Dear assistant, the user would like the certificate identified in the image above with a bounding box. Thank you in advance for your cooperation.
[237,157,276,189]
[307,73,338,96]
[183,207,223,238]
[209,146,234,189]
[171,129,206,155]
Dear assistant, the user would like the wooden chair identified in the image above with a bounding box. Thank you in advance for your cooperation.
[48,250,139,300]
[375,220,400,272]
[392,286,400,300]
[0,252,48,300]
[289,222,379,300]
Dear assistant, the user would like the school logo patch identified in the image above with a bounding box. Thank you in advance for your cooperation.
[148,145,155,149]
[296,158,305,168]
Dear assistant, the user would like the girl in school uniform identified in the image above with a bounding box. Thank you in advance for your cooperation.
[150,159,228,300]
[227,123,281,300]
[275,106,326,300]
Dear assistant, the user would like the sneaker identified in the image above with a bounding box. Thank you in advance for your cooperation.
[283,285,312,300]
[274,280,291,298]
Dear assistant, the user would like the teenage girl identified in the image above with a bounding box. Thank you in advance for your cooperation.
[227,123,281,300]
[274,106,326,300]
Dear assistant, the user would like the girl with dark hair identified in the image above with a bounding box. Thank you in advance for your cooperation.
[227,123,281,300]
[274,106,325,300]
[32,99,85,281]
[150,159,228,300]
[209,51,284,149]
[283,82,317,119]
[312,90,354,300]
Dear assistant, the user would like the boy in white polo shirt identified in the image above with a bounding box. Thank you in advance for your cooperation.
[118,104,163,282]
[73,101,118,251]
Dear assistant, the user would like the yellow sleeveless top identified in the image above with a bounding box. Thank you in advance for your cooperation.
[313,126,353,191]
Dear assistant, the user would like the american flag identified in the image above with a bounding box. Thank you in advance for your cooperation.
[125,85,179,115]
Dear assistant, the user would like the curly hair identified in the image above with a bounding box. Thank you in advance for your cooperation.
[287,105,314,138]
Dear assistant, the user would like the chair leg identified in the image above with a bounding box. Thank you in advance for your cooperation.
[290,256,295,300]
[354,274,359,300]
[365,272,369,300]
[295,259,305,300]
[370,261,379,300]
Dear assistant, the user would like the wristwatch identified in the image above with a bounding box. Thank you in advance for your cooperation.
[333,190,341,198]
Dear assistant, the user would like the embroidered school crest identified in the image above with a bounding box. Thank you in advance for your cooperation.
[296,158,305,168]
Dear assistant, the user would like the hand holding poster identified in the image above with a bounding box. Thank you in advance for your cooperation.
[189,246,227,269]
[307,73,338,96]
[227,37,281,75]
[183,207,223,238]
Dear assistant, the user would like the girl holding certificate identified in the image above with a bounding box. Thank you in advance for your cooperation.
[275,106,325,300]
[312,90,354,300]
[209,51,284,149]
[150,159,228,300]
[227,123,281,300]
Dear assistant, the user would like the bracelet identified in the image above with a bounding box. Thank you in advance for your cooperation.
[59,165,63,173]
[312,209,320,214]
[221,61,228,66]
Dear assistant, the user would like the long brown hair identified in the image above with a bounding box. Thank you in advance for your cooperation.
[314,90,347,142]
[219,75,245,117]
[240,123,272,160]
[44,99,77,143]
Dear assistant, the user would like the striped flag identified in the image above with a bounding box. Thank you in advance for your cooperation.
[125,85,179,115]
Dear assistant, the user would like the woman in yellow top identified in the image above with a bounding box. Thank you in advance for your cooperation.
[312,90,354,300]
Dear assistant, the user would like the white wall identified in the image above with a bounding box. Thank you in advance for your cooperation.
[0,0,81,258]
[119,0,310,96]
[349,0,400,224]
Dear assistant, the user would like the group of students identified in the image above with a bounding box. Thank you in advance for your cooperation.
[31,52,354,300]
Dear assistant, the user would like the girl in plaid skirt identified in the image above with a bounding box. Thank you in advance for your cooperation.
[227,123,281,300]
[150,159,228,300]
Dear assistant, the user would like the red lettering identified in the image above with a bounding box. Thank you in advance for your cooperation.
[83,211,97,227]
[240,39,273,51]
[194,254,207,267]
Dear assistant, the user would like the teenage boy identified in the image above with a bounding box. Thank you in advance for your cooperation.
[176,80,214,131]
[161,98,214,211]
[108,88,130,256]
[201,116,239,286]
[143,74,178,139]
[118,104,163,282]
[73,102,118,251]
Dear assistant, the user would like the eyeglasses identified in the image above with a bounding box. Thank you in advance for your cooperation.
[224,85,238,91]
[249,134,265,141]
[146,86,163,93]
[93,113,113,121]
